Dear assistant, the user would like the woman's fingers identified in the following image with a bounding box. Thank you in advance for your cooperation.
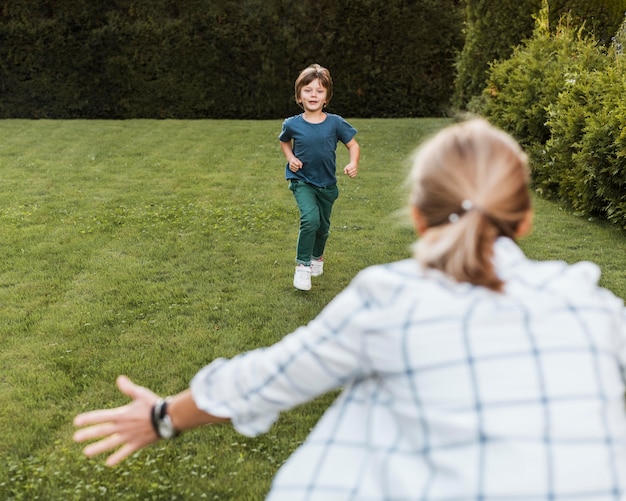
[73,376,162,466]
[105,442,140,467]
[74,405,128,428]
[116,375,157,402]
[81,433,126,458]
[73,421,119,443]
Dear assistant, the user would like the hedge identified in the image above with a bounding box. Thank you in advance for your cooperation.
[473,9,626,228]
[0,0,463,119]
[454,0,626,109]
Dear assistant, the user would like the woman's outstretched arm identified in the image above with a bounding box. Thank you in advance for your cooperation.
[73,375,229,467]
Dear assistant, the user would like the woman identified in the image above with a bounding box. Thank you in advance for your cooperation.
[75,119,626,500]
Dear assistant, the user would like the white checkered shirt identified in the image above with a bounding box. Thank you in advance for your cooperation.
[191,238,626,500]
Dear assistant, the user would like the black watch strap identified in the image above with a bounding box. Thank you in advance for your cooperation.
[150,398,179,439]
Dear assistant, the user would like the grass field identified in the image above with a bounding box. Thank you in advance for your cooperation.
[0,118,624,500]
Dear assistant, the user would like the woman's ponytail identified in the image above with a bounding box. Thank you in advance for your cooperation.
[409,119,531,292]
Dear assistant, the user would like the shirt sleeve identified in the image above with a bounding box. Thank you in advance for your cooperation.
[336,116,357,144]
[278,118,291,142]
[190,274,373,437]
[615,300,626,381]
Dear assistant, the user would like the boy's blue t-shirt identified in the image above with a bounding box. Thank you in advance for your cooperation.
[279,113,357,187]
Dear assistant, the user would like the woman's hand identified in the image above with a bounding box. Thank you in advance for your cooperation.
[73,375,160,466]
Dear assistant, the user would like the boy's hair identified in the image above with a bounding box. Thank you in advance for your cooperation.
[294,64,333,108]
[410,118,531,292]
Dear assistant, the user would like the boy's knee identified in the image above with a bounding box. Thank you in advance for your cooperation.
[300,210,321,231]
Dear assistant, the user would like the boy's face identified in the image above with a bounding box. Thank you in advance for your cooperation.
[298,78,328,113]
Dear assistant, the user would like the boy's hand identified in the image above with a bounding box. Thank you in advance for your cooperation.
[344,163,358,178]
[288,157,303,172]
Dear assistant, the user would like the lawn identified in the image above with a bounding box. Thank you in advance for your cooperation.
[0,118,624,500]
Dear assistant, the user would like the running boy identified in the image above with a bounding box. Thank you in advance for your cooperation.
[279,64,360,291]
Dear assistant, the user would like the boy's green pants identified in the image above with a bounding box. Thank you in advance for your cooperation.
[289,180,339,266]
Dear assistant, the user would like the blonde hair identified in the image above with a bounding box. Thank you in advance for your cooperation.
[294,64,333,108]
[410,119,531,292]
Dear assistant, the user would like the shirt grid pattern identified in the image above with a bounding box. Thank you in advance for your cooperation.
[461,300,487,500]
[571,302,621,494]
[190,238,626,500]
[403,298,436,501]
[521,304,554,498]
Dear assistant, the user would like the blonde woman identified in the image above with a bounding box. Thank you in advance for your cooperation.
[75,119,626,499]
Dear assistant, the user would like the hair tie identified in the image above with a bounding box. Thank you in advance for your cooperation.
[461,199,474,211]
[448,199,475,223]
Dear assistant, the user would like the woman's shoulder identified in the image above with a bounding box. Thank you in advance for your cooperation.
[356,247,618,308]
[355,259,419,279]
[345,259,493,317]
[495,238,600,287]
[351,259,445,296]
[494,238,621,309]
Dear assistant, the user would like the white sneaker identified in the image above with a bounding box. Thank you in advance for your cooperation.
[311,258,324,277]
[293,265,312,291]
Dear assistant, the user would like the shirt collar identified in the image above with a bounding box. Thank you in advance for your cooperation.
[493,237,527,281]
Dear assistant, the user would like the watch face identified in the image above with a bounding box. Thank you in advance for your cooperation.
[158,417,176,439]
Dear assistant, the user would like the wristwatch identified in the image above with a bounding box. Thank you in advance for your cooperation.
[151,398,179,439]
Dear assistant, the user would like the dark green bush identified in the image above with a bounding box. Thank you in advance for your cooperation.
[0,0,463,119]
[472,13,608,164]
[541,71,603,204]
[454,0,626,110]
[454,0,541,109]
[570,65,626,226]
[475,9,626,228]
[547,0,626,44]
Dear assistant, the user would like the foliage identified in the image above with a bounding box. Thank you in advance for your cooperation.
[454,0,626,109]
[473,7,626,228]
[0,0,463,119]
[547,63,626,225]
[475,13,608,158]
[453,0,541,109]
[547,0,626,44]
[469,14,553,150]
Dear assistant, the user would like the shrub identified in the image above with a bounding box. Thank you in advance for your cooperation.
[547,0,626,44]
[472,12,608,166]
[454,0,626,110]
[454,0,541,109]
[473,9,626,228]
[541,70,604,203]
[571,64,626,226]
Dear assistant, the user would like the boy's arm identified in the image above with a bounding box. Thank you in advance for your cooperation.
[343,138,360,178]
[280,140,302,172]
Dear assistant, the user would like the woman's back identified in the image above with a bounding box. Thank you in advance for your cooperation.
[327,237,626,498]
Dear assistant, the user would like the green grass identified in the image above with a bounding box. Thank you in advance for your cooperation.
[0,118,624,500]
